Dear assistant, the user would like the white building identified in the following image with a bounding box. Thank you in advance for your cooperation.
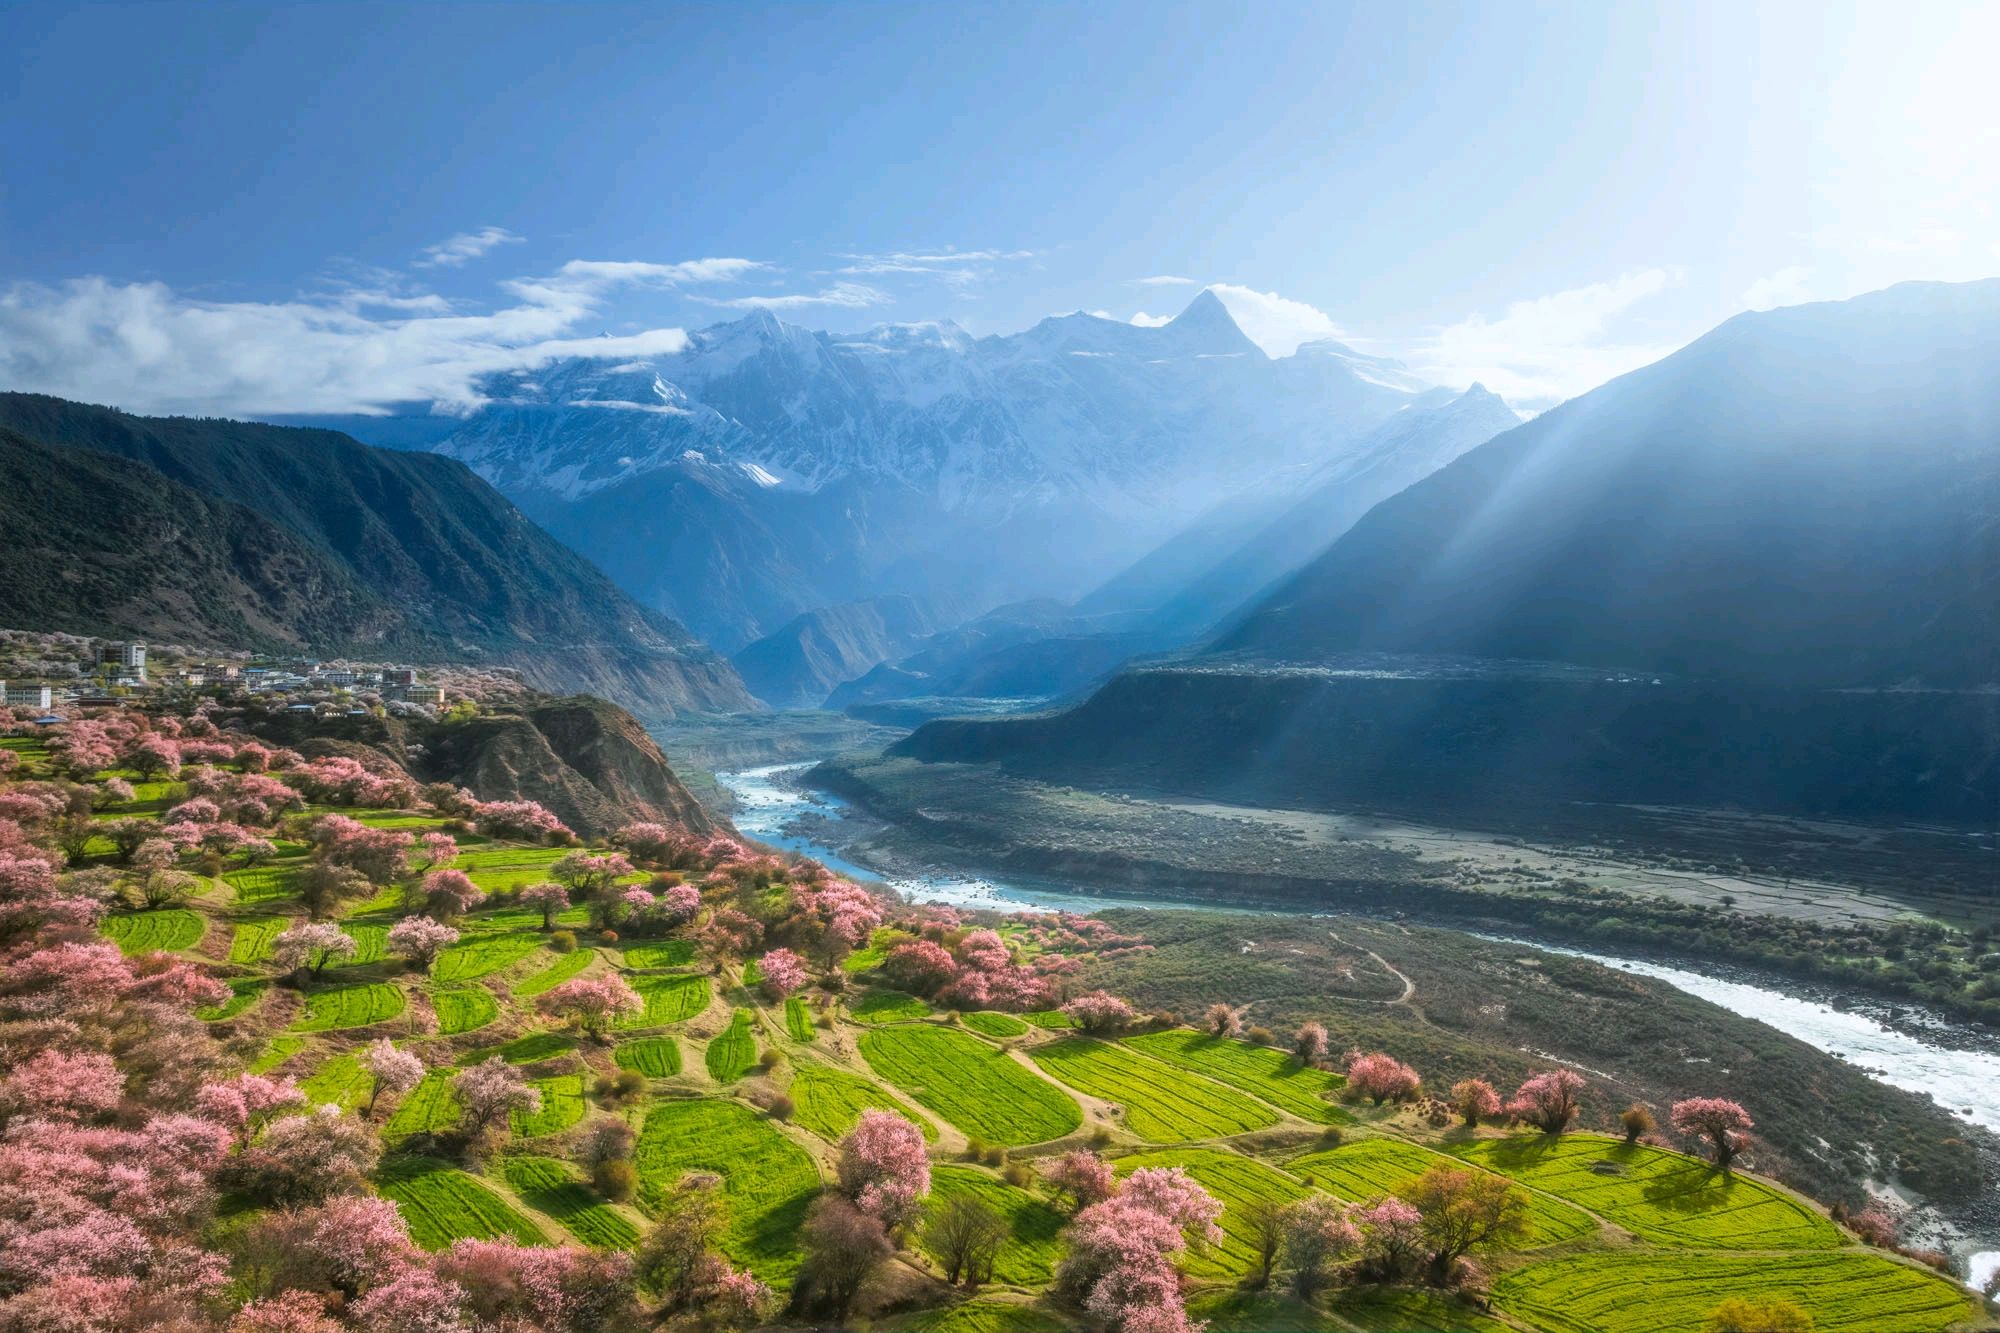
[100,642,147,679]
[2,683,54,709]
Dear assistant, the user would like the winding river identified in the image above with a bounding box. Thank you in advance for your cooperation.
[721,760,2000,1284]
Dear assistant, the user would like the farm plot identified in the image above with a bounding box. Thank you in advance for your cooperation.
[1493,1251,1975,1333]
[899,1301,1065,1333]
[101,909,205,955]
[433,933,543,982]
[1029,1039,1276,1143]
[228,914,288,964]
[1290,1138,1595,1247]
[1023,1010,1074,1029]
[784,995,816,1041]
[635,1098,820,1278]
[850,990,933,1024]
[431,986,498,1035]
[301,1051,372,1110]
[1126,1030,1350,1124]
[376,1156,546,1250]
[1186,1292,1349,1332]
[512,949,594,997]
[705,1009,759,1084]
[451,846,572,894]
[860,1026,1081,1146]
[790,1064,936,1143]
[225,864,297,905]
[619,939,695,969]
[511,1074,587,1138]
[614,1037,681,1078]
[617,973,710,1028]
[1115,1148,1312,1279]
[290,981,405,1032]
[198,978,267,1022]
[1455,1135,1840,1249]
[962,1011,1029,1039]
[461,1032,575,1066]
[385,1071,460,1138]
[249,1035,306,1074]
[1331,1288,1513,1332]
[841,928,897,975]
[335,922,388,966]
[923,1167,1065,1286]
[502,1156,640,1250]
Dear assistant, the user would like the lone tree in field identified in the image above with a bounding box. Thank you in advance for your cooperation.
[1451,1078,1502,1127]
[1508,1069,1585,1134]
[1279,1195,1359,1297]
[1205,1004,1242,1039]
[925,1191,1008,1287]
[413,868,482,922]
[636,1174,771,1326]
[296,862,371,920]
[1405,1163,1529,1283]
[386,916,458,973]
[453,1056,540,1137]
[537,974,644,1040]
[1240,1197,1289,1289]
[1040,1150,1117,1213]
[758,947,809,1000]
[1706,1296,1816,1333]
[1671,1097,1754,1170]
[1346,1051,1421,1105]
[362,1039,424,1118]
[1620,1102,1657,1145]
[519,881,570,930]
[1293,1022,1330,1066]
[836,1110,932,1229]
[1060,990,1137,1034]
[272,922,356,978]
[792,1195,891,1324]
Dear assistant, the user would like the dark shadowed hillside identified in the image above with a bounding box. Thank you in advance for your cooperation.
[0,394,756,718]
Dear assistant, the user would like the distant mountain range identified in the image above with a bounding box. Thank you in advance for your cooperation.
[0,394,755,719]
[895,280,2000,825]
[327,291,1459,654]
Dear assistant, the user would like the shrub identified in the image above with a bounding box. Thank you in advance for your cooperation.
[1245,1025,1275,1046]
[549,929,577,953]
[1620,1102,1657,1144]
[769,1094,795,1121]
[1705,1296,1815,1332]
[964,1136,988,1161]
[593,1158,638,1203]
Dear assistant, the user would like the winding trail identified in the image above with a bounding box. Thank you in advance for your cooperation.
[1328,930,1416,1007]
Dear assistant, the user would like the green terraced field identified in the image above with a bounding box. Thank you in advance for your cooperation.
[384,1070,460,1138]
[1493,1252,1975,1333]
[1330,1288,1514,1333]
[617,973,710,1028]
[1290,1137,1596,1247]
[301,1051,373,1110]
[460,1032,576,1066]
[619,938,696,969]
[635,1098,820,1278]
[1023,1009,1074,1029]
[512,948,594,997]
[512,1073,587,1137]
[501,1155,640,1249]
[614,1036,682,1077]
[860,1026,1081,1146]
[290,981,405,1032]
[1186,1292,1348,1332]
[224,864,298,905]
[704,1008,758,1084]
[335,922,388,966]
[899,1300,1064,1333]
[376,1156,546,1250]
[1029,1038,1277,1143]
[1455,1135,1841,1249]
[922,1166,1067,1286]
[1115,1147,1313,1279]
[961,1011,1029,1039]
[1126,1030,1350,1124]
[198,977,267,1022]
[451,846,571,893]
[228,914,288,964]
[249,1035,306,1073]
[850,989,934,1024]
[784,995,816,1041]
[433,933,544,982]
[101,908,205,955]
[840,927,898,975]
[430,985,499,1034]
[790,1064,935,1142]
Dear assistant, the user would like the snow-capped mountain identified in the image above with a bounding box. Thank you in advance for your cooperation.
[419,290,1460,651]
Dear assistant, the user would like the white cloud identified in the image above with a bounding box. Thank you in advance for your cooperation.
[1128,311,1172,327]
[1740,266,1814,312]
[1205,284,1346,357]
[0,257,762,416]
[1133,275,1197,287]
[414,226,524,269]
[1391,268,1683,410]
[695,281,888,311]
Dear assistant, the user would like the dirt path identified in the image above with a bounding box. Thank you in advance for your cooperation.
[1328,930,1416,1006]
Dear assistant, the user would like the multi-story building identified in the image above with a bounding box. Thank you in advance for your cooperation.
[1,682,54,709]
[99,642,147,678]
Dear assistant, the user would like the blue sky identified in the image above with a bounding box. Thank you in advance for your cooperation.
[2,0,1995,415]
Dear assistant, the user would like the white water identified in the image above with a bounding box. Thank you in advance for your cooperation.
[720,759,2000,1283]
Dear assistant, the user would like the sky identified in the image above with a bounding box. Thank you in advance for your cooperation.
[2,0,1996,416]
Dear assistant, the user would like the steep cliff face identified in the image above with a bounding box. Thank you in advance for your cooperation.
[244,694,715,839]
